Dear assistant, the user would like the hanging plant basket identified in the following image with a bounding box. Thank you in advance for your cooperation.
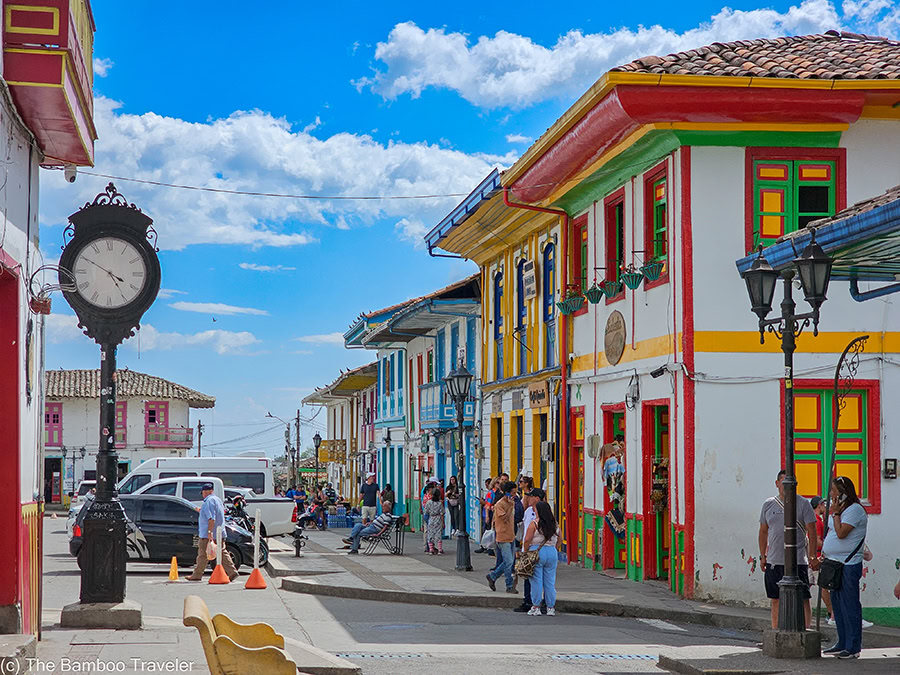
[584,283,605,304]
[555,299,573,315]
[622,269,644,290]
[567,294,585,313]
[641,261,665,282]
[603,280,623,298]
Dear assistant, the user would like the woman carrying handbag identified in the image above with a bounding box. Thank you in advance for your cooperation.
[817,476,868,659]
[521,502,560,616]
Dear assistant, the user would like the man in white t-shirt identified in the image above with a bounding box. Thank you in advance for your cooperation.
[514,487,547,614]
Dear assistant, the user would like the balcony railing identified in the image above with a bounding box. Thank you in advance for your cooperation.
[419,381,475,429]
[145,425,193,447]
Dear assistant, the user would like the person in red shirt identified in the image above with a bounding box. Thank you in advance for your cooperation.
[810,495,834,625]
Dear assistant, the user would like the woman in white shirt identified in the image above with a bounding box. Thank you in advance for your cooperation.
[819,476,867,659]
[522,501,561,617]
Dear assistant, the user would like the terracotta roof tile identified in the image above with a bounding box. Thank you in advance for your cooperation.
[45,369,215,408]
[612,32,900,80]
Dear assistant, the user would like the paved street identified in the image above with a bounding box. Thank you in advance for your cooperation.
[36,520,900,674]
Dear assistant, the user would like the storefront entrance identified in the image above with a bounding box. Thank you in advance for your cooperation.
[44,457,63,504]
[642,402,670,580]
[601,406,626,570]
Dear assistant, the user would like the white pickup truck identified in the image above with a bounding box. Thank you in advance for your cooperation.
[223,487,296,538]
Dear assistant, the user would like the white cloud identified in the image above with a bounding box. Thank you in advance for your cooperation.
[93,57,113,78]
[302,116,322,133]
[127,325,260,355]
[38,97,507,250]
[394,217,427,249]
[239,263,297,272]
[505,133,531,144]
[45,314,85,343]
[355,1,849,109]
[45,314,259,355]
[293,333,345,345]
[170,301,269,316]
[157,288,187,299]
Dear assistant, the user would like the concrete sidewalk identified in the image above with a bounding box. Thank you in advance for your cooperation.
[274,529,900,649]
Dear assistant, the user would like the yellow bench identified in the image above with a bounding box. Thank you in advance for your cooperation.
[182,595,299,675]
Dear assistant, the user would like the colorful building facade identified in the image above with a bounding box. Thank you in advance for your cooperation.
[429,32,900,616]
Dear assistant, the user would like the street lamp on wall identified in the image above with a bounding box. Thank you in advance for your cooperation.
[444,361,474,572]
[741,228,833,641]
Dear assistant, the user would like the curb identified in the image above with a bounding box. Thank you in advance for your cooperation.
[280,577,900,646]
[657,654,781,675]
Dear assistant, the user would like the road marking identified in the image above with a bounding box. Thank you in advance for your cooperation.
[549,654,656,660]
[636,618,688,632]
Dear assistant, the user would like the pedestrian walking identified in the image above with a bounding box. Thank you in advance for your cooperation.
[187,483,238,582]
[446,476,461,536]
[820,476,868,659]
[486,480,517,593]
[758,469,818,629]
[424,488,445,554]
[359,472,380,524]
[523,501,560,616]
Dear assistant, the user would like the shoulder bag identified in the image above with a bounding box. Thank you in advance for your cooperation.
[818,539,864,591]
[515,542,545,578]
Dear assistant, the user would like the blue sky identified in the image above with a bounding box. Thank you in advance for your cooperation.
[43,0,899,455]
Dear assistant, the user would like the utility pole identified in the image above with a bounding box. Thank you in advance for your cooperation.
[295,409,301,487]
[197,421,203,457]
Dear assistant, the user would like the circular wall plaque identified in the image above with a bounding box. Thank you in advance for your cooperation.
[604,310,626,365]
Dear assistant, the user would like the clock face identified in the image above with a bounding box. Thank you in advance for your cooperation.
[72,237,148,309]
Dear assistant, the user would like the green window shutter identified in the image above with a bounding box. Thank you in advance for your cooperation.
[652,177,667,262]
[752,160,793,250]
[795,161,836,230]
[794,387,869,501]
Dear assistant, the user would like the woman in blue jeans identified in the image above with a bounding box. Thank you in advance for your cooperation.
[523,501,560,616]
[818,476,867,659]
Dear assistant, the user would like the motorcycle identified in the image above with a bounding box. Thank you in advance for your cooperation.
[226,495,255,534]
[291,523,307,557]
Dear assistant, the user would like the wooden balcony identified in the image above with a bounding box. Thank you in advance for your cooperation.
[145,425,193,448]
[418,381,475,430]
[3,0,97,165]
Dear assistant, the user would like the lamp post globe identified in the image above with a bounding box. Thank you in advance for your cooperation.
[313,432,322,487]
[793,229,833,314]
[443,362,474,571]
[742,246,779,322]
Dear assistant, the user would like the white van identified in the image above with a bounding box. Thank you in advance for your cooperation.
[117,457,275,497]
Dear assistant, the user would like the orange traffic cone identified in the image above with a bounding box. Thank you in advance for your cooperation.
[244,567,267,589]
[208,563,230,584]
[168,557,179,581]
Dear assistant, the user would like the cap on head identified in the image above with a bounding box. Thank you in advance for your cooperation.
[527,487,546,500]
[366,472,376,478]
[810,495,824,509]
[201,482,215,492]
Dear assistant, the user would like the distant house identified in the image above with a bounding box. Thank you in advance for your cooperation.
[43,369,215,502]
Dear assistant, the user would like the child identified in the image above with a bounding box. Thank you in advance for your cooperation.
[423,487,445,554]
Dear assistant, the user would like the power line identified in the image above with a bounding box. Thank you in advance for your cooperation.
[201,423,283,449]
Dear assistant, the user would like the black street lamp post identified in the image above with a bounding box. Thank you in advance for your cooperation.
[313,432,322,487]
[742,230,833,635]
[444,361,474,572]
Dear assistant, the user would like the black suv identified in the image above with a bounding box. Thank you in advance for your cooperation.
[69,494,267,570]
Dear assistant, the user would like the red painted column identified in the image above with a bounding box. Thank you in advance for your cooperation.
[0,267,22,614]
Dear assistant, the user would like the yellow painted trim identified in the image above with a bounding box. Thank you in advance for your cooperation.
[832,80,900,90]
[5,5,59,36]
[860,105,900,120]
[4,80,62,88]
[695,330,900,354]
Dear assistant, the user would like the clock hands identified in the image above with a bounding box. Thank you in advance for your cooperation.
[81,256,125,283]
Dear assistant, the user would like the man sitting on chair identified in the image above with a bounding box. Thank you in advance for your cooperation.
[342,501,393,554]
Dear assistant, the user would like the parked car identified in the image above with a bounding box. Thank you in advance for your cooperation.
[69,494,267,570]
[132,476,225,506]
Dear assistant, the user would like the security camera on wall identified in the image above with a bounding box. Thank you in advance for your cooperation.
[64,165,77,183]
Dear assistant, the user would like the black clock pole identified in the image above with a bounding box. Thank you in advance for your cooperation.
[79,342,127,603]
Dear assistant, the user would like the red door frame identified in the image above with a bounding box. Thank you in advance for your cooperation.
[569,406,585,559]
[600,402,626,569]
[0,262,22,619]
